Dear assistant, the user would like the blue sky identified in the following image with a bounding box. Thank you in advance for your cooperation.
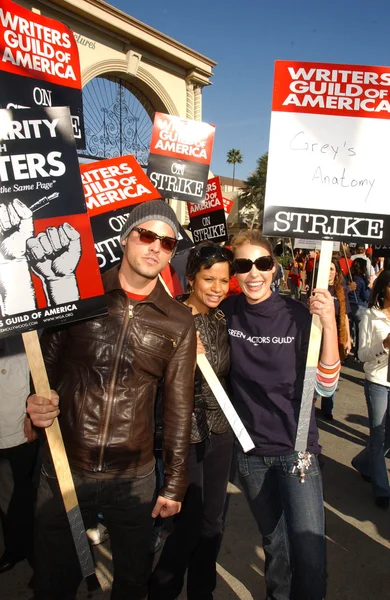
[112,0,390,182]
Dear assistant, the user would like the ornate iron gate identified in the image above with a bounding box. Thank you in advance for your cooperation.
[79,75,154,166]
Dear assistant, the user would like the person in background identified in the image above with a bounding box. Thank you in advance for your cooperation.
[304,249,317,291]
[149,242,233,600]
[351,270,390,510]
[339,245,353,279]
[288,252,303,300]
[0,335,39,575]
[348,258,371,361]
[320,258,351,420]
[270,259,284,294]
[351,245,375,286]
[223,230,340,600]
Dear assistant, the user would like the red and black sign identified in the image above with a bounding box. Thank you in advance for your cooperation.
[147,113,215,204]
[0,106,105,338]
[81,155,162,272]
[187,177,228,244]
[0,0,85,147]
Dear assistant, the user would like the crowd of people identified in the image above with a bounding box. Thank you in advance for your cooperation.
[0,202,389,600]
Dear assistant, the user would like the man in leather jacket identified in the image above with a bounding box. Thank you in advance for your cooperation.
[27,200,197,600]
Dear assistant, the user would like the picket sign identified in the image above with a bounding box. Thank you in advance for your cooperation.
[158,275,255,453]
[294,240,333,452]
[22,331,97,583]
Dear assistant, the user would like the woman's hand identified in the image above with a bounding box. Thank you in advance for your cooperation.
[344,338,352,354]
[348,281,357,292]
[309,288,337,329]
[196,331,206,355]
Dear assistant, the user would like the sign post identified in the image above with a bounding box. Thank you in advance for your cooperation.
[263,60,390,453]
[0,106,106,584]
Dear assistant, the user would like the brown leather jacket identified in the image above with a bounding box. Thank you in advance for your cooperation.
[40,267,197,502]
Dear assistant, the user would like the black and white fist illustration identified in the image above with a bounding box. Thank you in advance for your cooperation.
[0,199,33,263]
[27,224,82,305]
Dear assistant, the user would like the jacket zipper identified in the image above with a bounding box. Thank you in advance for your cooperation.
[97,299,132,472]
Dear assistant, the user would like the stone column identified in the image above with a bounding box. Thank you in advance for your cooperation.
[194,84,202,121]
[186,79,194,120]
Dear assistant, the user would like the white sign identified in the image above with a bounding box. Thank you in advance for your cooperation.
[294,238,340,251]
[263,61,390,244]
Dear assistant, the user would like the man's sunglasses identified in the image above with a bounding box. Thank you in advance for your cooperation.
[132,227,178,252]
[196,245,233,263]
[233,256,274,274]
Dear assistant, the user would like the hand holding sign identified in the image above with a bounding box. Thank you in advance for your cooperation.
[27,224,81,305]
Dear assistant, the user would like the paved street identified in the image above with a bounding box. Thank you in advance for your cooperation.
[1,358,390,599]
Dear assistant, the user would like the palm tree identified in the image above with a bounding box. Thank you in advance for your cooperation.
[240,152,268,212]
[226,148,243,190]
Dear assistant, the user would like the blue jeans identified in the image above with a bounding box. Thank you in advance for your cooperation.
[236,447,326,600]
[353,380,390,498]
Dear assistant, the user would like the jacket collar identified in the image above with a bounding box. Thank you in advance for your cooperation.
[371,306,390,321]
[103,266,172,316]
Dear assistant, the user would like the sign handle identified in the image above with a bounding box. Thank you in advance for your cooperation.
[294,240,333,452]
[22,330,98,583]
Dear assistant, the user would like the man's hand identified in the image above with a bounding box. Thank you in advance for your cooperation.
[152,495,181,519]
[27,390,60,428]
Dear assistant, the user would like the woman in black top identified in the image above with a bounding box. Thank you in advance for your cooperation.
[149,242,234,600]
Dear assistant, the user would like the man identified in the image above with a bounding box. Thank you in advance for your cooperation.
[351,244,375,285]
[27,200,197,600]
[0,335,39,575]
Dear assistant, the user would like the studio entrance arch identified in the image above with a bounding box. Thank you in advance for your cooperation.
[79,75,154,166]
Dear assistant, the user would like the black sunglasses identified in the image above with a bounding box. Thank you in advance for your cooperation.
[132,227,178,252]
[233,256,274,274]
[196,245,233,263]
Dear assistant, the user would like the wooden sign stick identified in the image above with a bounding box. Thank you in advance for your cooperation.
[22,330,98,584]
[295,240,333,452]
[159,275,255,452]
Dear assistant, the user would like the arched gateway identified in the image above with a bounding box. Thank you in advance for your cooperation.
[19,0,216,221]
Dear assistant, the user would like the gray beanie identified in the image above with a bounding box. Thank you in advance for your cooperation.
[120,200,179,250]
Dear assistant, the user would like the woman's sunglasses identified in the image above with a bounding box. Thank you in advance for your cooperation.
[233,256,274,274]
[132,227,178,252]
[196,246,234,263]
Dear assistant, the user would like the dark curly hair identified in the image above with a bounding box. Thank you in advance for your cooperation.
[369,269,390,309]
[185,242,233,283]
[351,258,367,278]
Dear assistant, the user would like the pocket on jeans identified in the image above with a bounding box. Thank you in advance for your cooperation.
[283,452,320,478]
[236,449,250,477]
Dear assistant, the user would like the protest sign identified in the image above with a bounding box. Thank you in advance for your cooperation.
[0,106,106,339]
[0,0,85,147]
[81,155,161,272]
[222,196,234,217]
[147,112,215,203]
[294,238,340,251]
[187,177,228,244]
[263,61,390,244]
